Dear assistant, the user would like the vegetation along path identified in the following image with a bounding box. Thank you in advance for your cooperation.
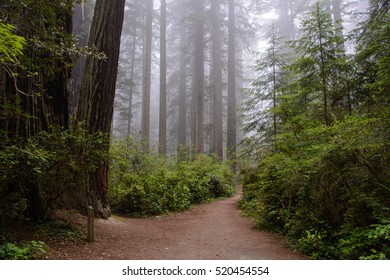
[49,191,303,260]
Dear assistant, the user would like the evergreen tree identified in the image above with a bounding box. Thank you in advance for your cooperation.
[243,25,287,152]
[287,2,348,126]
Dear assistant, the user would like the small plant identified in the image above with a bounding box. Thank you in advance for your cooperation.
[0,241,47,260]
[37,220,82,241]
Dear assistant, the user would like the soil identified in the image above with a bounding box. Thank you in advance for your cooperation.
[45,191,304,260]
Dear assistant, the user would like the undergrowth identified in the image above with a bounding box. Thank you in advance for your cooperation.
[240,116,390,259]
[108,138,235,217]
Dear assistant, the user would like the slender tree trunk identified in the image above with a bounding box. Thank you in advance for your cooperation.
[316,9,330,126]
[159,0,167,155]
[178,8,187,148]
[211,0,223,159]
[227,0,237,165]
[192,0,205,154]
[127,17,138,136]
[76,0,125,218]
[142,0,153,151]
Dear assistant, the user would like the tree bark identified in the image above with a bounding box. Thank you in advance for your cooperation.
[76,0,125,218]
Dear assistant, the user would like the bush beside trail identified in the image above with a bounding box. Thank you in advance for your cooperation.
[109,139,235,217]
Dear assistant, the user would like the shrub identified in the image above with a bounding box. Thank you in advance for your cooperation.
[240,116,390,259]
[0,126,107,222]
[108,138,235,217]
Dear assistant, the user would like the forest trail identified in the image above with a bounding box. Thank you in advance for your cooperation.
[49,191,303,260]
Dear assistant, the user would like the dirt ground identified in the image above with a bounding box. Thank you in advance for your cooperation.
[46,192,304,260]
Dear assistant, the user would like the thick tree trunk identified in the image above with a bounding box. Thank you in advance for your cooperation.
[142,0,153,151]
[159,0,167,155]
[211,0,223,160]
[76,0,125,218]
[227,0,237,166]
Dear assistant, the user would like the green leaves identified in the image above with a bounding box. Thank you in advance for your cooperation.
[0,241,47,260]
[108,138,235,217]
[0,21,26,64]
[240,2,390,258]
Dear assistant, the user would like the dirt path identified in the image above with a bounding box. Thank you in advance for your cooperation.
[48,192,304,260]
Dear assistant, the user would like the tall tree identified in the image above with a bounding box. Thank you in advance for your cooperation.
[288,2,348,126]
[76,0,125,218]
[127,6,138,136]
[159,0,167,155]
[178,2,188,148]
[192,0,205,153]
[211,0,223,159]
[227,0,237,164]
[142,0,153,150]
[243,25,286,151]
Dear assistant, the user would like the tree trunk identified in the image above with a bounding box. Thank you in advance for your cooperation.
[192,0,205,154]
[126,25,137,135]
[142,0,153,151]
[178,10,187,148]
[159,0,167,155]
[227,0,237,166]
[127,6,139,136]
[76,0,125,218]
[211,0,223,159]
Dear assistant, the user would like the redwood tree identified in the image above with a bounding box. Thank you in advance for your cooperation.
[142,0,153,151]
[159,0,167,155]
[227,0,237,165]
[211,0,223,159]
[76,0,125,218]
[192,0,205,153]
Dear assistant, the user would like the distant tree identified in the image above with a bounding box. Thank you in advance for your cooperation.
[159,0,167,155]
[211,0,223,159]
[178,3,188,148]
[243,25,286,150]
[192,0,205,153]
[142,0,153,151]
[227,0,237,164]
[76,0,125,218]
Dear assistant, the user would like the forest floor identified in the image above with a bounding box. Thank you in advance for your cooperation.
[7,190,303,260]
[39,189,303,260]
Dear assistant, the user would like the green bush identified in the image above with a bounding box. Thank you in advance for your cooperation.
[108,138,235,217]
[0,126,107,222]
[240,116,390,259]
